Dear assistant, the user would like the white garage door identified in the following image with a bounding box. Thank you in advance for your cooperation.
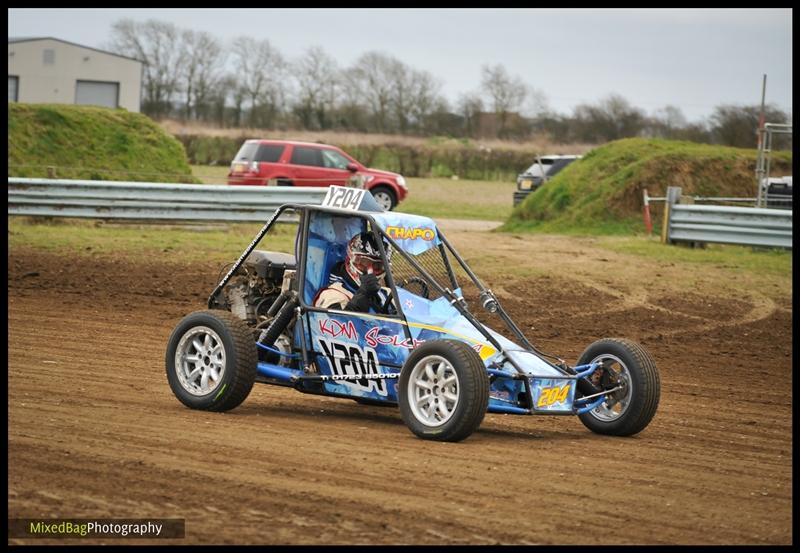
[75,80,119,108]
[9,76,18,102]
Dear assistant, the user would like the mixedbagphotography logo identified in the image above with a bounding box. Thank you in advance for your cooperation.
[8,519,185,539]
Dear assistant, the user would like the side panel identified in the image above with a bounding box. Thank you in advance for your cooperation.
[306,311,410,402]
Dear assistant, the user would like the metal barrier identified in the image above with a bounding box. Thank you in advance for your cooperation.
[7,178,330,222]
[661,187,792,249]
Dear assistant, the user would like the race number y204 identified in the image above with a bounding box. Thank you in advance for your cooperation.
[322,186,366,210]
[317,338,388,396]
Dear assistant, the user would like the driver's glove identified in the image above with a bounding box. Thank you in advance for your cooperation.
[345,273,381,312]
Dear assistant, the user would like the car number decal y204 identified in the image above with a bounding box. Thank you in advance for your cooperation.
[317,338,388,396]
[322,186,366,210]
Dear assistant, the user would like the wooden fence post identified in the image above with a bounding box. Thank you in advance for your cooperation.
[642,189,653,235]
[661,186,682,244]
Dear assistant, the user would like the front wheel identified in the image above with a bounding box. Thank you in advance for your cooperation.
[399,340,489,442]
[165,310,257,412]
[576,338,660,436]
[369,185,397,211]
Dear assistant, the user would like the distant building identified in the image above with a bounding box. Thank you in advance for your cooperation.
[8,37,142,112]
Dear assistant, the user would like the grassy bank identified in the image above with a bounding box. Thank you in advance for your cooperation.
[503,138,792,235]
[8,103,197,183]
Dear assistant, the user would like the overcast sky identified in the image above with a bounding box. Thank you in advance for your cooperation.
[8,8,793,122]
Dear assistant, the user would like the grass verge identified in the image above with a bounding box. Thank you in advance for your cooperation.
[595,235,792,277]
[191,165,514,221]
[8,217,298,264]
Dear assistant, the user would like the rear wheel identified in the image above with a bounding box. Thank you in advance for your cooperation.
[399,340,489,442]
[165,310,257,412]
[276,178,293,186]
[370,185,397,211]
[576,338,660,436]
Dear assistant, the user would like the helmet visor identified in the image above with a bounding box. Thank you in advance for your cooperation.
[352,254,385,275]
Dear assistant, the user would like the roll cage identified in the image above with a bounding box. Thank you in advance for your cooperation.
[208,203,574,380]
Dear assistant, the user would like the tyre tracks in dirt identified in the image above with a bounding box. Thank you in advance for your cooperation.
[7,245,792,545]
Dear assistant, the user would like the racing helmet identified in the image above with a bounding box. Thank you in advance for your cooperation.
[344,231,391,282]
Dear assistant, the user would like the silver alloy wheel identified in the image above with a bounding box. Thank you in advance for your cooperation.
[371,190,394,211]
[407,355,460,427]
[588,354,632,422]
[174,326,226,396]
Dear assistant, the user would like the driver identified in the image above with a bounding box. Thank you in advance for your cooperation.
[313,231,393,313]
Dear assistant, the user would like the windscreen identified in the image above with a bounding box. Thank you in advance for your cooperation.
[524,159,553,176]
[386,232,521,345]
[386,241,458,303]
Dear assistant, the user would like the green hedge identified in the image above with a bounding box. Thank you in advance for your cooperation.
[175,134,539,181]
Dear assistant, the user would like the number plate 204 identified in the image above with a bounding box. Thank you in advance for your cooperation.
[530,378,576,413]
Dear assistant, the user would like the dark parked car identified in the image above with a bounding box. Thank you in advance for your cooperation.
[227,139,408,210]
[513,155,581,206]
[762,176,792,210]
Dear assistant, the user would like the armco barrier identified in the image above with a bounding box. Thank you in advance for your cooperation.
[7,178,330,222]
[665,202,792,249]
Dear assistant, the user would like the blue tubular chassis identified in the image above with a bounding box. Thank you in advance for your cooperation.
[252,360,607,417]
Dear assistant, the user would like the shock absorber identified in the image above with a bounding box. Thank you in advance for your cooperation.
[258,292,299,347]
[265,288,292,318]
[577,378,602,398]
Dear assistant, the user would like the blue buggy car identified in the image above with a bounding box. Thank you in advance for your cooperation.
[166,186,660,442]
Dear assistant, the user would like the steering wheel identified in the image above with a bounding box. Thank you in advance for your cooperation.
[379,277,431,314]
[379,291,397,315]
[399,276,430,299]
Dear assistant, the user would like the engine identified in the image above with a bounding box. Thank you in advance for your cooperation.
[219,250,296,326]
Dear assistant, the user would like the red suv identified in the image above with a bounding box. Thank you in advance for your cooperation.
[227,139,408,210]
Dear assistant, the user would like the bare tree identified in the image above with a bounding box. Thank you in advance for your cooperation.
[407,69,442,134]
[709,104,790,148]
[228,78,248,128]
[571,94,646,142]
[480,64,527,136]
[656,105,688,131]
[207,75,235,127]
[457,92,484,138]
[108,18,186,118]
[180,30,226,121]
[337,67,370,131]
[351,52,396,133]
[521,86,549,119]
[231,36,286,128]
[292,46,339,130]
[390,59,412,134]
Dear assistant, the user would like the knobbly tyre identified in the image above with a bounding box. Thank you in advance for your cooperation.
[165,186,660,442]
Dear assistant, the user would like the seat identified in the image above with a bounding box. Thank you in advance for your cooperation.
[303,212,364,305]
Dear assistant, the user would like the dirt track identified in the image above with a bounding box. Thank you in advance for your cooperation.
[7,233,792,545]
